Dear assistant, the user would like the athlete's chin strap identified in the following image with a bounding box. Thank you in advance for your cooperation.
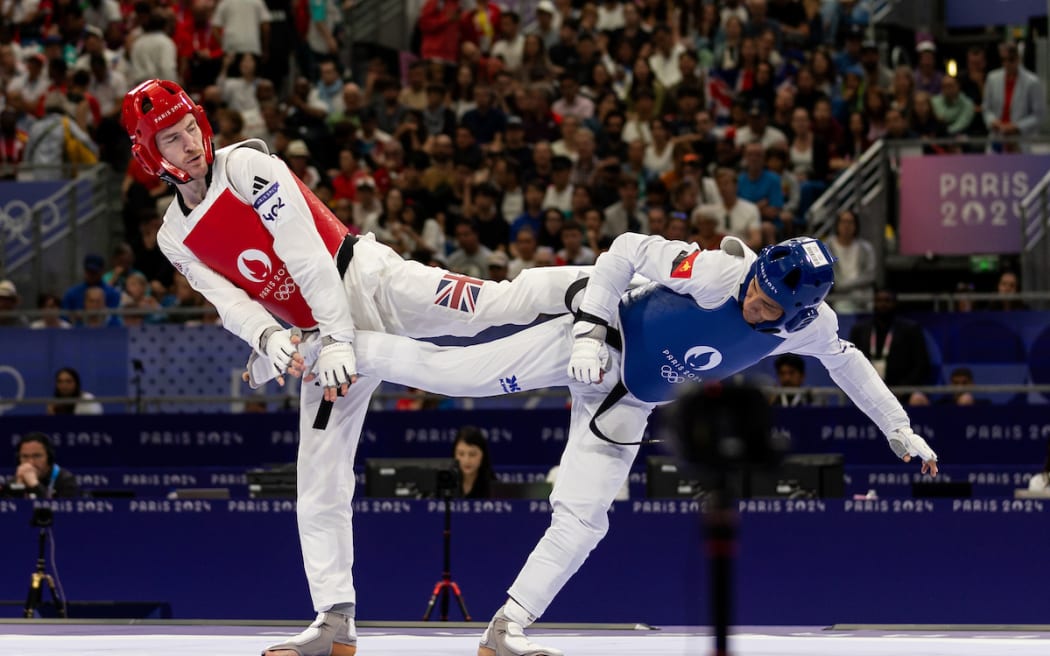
[170,166,214,215]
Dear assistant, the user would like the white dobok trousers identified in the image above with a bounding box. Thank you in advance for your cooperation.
[356,312,657,621]
[297,235,591,611]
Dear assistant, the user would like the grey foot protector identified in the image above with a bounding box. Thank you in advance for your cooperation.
[261,612,356,656]
[479,610,565,656]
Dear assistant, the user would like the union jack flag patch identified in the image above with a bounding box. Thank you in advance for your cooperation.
[434,273,483,313]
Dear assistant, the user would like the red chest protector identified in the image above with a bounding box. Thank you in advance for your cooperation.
[183,173,348,328]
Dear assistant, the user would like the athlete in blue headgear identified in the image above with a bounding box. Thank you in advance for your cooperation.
[286,232,938,656]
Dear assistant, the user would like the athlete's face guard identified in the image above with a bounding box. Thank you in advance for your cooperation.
[752,237,836,333]
[121,79,214,184]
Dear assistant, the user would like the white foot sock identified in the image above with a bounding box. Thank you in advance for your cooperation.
[503,598,535,627]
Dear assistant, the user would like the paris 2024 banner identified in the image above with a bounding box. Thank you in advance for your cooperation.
[899,154,1050,255]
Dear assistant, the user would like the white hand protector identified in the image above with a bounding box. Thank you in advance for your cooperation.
[248,327,304,387]
[260,326,297,377]
[888,428,938,462]
[314,336,357,389]
[567,321,609,385]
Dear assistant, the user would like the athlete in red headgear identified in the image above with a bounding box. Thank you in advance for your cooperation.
[121,79,589,656]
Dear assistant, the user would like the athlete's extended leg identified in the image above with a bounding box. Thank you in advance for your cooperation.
[351,237,589,338]
[479,376,655,656]
[354,315,573,398]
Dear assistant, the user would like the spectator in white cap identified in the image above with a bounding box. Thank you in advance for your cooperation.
[285,139,321,190]
[526,0,560,49]
[352,176,385,238]
[914,40,943,95]
[0,280,28,327]
[76,25,125,78]
[486,250,509,282]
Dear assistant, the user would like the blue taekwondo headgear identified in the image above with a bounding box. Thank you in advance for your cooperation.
[750,237,837,333]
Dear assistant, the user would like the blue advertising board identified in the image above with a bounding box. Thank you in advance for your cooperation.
[1,404,1047,468]
[0,499,1046,624]
[946,0,1046,28]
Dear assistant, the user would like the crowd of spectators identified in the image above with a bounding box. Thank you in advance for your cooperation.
[0,0,1045,325]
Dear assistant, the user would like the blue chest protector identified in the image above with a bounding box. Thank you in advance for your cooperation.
[617,284,786,404]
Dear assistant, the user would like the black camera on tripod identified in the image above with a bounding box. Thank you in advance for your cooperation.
[661,381,786,485]
[25,506,66,618]
[435,465,461,499]
[659,381,784,656]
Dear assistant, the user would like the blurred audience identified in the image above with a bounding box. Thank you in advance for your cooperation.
[0,0,1043,425]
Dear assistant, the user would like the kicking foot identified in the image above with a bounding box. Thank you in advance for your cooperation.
[261,612,356,656]
[477,608,563,656]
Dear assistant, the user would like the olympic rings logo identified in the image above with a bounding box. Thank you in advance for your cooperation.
[273,279,297,301]
[660,365,685,384]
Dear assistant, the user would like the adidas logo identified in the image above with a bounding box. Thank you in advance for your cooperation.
[252,176,269,194]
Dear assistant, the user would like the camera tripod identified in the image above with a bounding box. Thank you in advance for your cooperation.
[24,528,66,618]
[704,482,736,656]
[422,489,471,621]
[669,382,783,656]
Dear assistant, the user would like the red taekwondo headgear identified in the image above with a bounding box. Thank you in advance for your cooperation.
[121,79,214,184]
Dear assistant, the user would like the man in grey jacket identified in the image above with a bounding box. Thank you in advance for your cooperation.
[983,42,1046,146]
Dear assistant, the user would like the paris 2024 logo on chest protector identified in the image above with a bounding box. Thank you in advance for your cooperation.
[237,249,272,283]
[684,346,722,371]
[661,346,724,383]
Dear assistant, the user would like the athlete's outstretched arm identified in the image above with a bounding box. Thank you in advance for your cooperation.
[790,305,939,475]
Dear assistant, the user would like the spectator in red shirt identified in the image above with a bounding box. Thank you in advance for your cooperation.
[330,147,363,201]
[418,0,464,64]
[174,0,224,91]
[0,109,28,179]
